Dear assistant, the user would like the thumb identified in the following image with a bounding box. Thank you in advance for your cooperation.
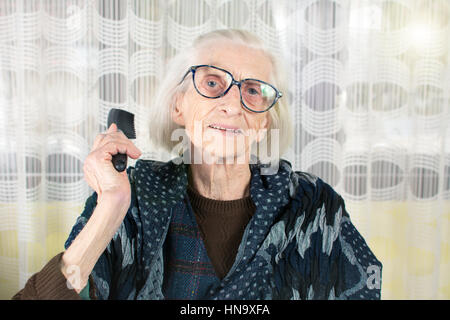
[107,123,117,133]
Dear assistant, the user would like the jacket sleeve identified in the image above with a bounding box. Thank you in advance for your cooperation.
[335,214,383,299]
[270,171,382,300]
[12,166,138,300]
[315,178,383,300]
[63,167,139,300]
[63,192,115,300]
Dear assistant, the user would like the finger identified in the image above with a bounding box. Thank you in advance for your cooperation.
[126,142,142,159]
[99,137,141,159]
[107,123,117,133]
[130,148,142,159]
[107,129,128,141]
[92,133,106,151]
[92,125,118,151]
[100,141,141,159]
[99,134,142,159]
[94,132,127,150]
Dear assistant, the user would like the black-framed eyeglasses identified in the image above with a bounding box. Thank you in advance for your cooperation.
[178,64,283,113]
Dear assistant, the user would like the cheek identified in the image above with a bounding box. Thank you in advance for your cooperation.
[245,115,268,138]
[244,111,264,126]
[183,104,210,145]
[182,99,202,128]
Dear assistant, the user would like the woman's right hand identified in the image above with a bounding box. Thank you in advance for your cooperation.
[83,123,142,205]
[61,124,141,293]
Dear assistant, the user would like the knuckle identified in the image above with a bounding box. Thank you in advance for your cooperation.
[114,129,126,138]
[103,140,119,150]
[114,130,129,140]
[94,133,105,144]
[92,134,105,150]
[86,151,102,166]
[101,134,114,143]
[98,133,121,146]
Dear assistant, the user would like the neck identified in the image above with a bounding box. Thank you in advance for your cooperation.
[187,158,251,201]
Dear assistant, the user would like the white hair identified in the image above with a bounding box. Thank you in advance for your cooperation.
[148,29,293,163]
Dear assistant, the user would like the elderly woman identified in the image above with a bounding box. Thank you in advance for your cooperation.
[13,29,382,300]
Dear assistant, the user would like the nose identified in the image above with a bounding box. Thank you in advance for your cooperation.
[219,84,242,115]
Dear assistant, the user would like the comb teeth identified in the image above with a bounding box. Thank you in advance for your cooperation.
[107,108,136,139]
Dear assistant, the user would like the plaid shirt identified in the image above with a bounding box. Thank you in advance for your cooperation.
[65,156,382,300]
[162,193,220,299]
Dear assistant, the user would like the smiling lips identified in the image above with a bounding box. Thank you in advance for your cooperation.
[208,124,243,135]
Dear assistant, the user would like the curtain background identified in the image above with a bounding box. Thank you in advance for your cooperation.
[0,0,449,299]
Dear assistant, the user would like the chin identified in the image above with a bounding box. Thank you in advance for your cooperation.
[198,146,250,165]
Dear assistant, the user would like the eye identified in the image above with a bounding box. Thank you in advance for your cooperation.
[207,80,217,87]
[247,87,260,95]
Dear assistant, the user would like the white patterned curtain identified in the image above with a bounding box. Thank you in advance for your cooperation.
[0,0,449,299]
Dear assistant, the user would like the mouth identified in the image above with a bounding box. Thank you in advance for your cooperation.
[208,124,244,135]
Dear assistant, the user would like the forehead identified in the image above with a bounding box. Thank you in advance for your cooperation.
[194,41,273,82]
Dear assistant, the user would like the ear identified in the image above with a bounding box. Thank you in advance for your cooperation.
[171,92,185,126]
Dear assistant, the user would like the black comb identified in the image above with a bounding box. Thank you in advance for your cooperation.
[107,108,136,172]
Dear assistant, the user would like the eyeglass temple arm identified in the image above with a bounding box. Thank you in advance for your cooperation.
[178,67,195,85]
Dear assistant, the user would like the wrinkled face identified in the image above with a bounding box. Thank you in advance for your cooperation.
[172,41,272,164]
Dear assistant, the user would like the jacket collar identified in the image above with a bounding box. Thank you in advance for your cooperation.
[132,155,295,269]
[134,157,188,213]
[133,155,294,214]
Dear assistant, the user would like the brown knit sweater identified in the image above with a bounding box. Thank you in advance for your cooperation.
[12,188,255,299]
[186,184,255,279]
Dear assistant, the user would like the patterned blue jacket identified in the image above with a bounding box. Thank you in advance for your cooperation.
[64,157,382,300]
